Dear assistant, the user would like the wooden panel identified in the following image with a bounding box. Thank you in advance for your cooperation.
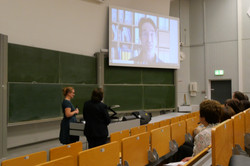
[146,122,160,132]
[159,119,170,127]
[151,125,171,158]
[122,132,150,166]
[1,151,47,166]
[110,129,130,155]
[170,116,179,124]
[171,120,186,147]
[130,125,146,136]
[78,141,120,166]
[244,108,250,133]
[186,117,199,137]
[232,112,245,150]
[36,156,74,166]
[49,141,82,166]
[212,119,233,166]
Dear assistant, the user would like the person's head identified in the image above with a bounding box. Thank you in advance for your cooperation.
[241,100,250,110]
[139,17,157,59]
[91,88,103,102]
[62,87,75,99]
[244,94,249,101]
[233,91,246,101]
[221,105,235,122]
[225,99,244,114]
[199,100,222,125]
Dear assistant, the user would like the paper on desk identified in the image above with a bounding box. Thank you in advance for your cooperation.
[163,161,187,166]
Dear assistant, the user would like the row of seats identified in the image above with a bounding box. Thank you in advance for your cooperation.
[184,108,250,166]
[1,111,199,166]
[6,109,250,166]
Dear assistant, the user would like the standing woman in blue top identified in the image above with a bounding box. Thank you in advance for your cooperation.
[59,87,79,144]
[83,88,111,148]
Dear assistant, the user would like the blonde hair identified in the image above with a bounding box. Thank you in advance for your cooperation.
[62,87,74,97]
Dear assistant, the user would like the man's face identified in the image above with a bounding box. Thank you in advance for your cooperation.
[141,22,157,58]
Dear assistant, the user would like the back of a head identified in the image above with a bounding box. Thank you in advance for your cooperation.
[225,99,244,114]
[241,100,250,110]
[221,105,235,122]
[91,88,103,102]
[199,100,222,124]
[233,91,246,101]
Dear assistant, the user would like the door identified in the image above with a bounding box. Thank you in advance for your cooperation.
[211,80,232,104]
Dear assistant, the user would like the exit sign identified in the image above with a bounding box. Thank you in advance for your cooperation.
[215,70,224,76]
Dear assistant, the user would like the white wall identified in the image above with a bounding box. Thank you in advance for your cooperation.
[188,0,250,104]
[0,0,170,56]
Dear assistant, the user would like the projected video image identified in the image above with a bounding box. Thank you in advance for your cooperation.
[109,7,179,69]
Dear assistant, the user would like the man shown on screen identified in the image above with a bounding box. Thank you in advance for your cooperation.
[131,17,163,64]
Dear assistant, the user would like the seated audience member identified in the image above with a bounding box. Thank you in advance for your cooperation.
[179,100,222,163]
[241,100,250,110]
[221,105,235,122]
[225,99,244,114]
[244,94,249,101]
[233,91,246,101]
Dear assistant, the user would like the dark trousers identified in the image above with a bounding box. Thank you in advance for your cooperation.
[174,142,194,161]
[86,136,107,149]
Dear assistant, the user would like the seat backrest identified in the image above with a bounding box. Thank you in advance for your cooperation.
[1,151,47,166]
[146,122,160,132]
[122,132,150,166]
[231,112,245,150]
[130,125,146,136]
[151,125,171,158]
[49,141,82,166]
[170,116,179,124]
[186,116,199,137]
[159,119,170,127]
[179,114,188,121]
[110,129,130,156]
[35,156,74,166]
[212,119,233,166]
[171,120,186,147]
[78,141,120,166]
[110,129,130,142]
[244,108,250,133]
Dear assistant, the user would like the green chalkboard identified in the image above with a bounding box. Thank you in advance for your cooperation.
[8,44,60,83]
[104,56,176,111]
[144,86,175,109]
[104,86,143,111]
[142,68,174,84]
[8,44,97,123]
[104,57,142,84]
[60,52,97,84]
[9,83,62,123]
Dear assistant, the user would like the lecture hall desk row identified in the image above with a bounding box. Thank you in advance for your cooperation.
[1,111,200,166]
[3,109,249,166]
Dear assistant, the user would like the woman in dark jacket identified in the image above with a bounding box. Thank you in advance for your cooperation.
[83,88,111,148]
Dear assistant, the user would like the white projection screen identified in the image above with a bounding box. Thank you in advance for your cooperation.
[109,6,180,69]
